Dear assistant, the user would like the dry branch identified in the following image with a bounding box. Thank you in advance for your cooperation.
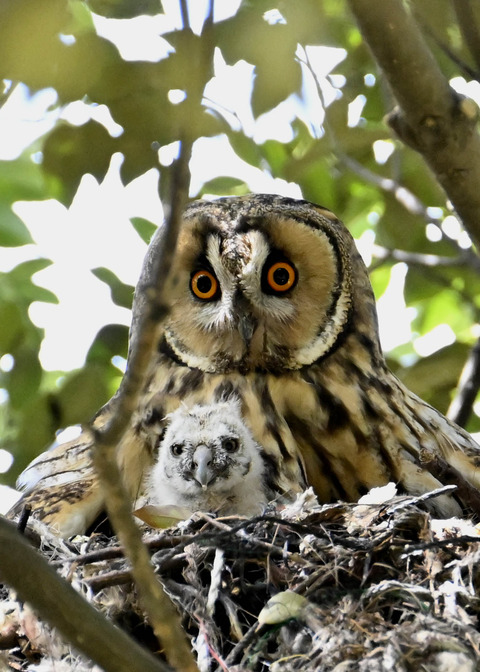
[84,7,217,671]
[89,142,197,672]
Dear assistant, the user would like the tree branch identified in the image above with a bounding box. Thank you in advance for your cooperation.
[447,335,480,427]
[347,0,480,249]
[301,50,480,269]
[452,0,480,74]
[90,142,198,672]
[371,244,477,270]
[415,10,479,80]
[85,6,218,670]
[0,517,169,672]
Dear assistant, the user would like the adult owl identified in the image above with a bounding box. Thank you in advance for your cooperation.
[10,194,480,536]
[146,400,270,516]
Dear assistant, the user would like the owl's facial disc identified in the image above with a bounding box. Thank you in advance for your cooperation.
[164,212,352,373]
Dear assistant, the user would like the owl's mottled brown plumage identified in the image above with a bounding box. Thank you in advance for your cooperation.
[10,194,480,536]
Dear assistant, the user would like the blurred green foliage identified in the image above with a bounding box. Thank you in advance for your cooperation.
[1,0,480,484]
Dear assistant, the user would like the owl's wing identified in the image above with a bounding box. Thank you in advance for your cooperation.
[9,404,154,537]
[8,434,104,537]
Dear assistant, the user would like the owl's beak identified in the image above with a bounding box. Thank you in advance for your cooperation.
[239,313,257,345]
[234,294,258,346]
[193,445,214,489]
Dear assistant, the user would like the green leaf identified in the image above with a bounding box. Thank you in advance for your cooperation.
[0,203,33,246]
[0,303,23,353]
[11,395,59,477]
[42,121,118,204]
[134,504,193,529]
[200,176,248,196]
[130,217,158,244]
[9,258,53,277]
[227,131,262,169]
[370,264,393,300]
[251,57,302,118]
[56,365,111,427]
[260,140,289,177]
[395,342,470,413]
[7,347,43,409]
[91,267,134,309]
[3,259,58,305]
[413,289,472,337]
[297,159,338,210]
[0,152,49,202]
[86,324,129,365]
[0,0,71,89]
[374,193,428,253]
[86,0,162,19]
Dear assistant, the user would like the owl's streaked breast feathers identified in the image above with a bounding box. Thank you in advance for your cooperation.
[9,194,480,536]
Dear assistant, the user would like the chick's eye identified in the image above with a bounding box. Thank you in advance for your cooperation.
[264,260,297,294]
[222,437,239,453]
[170,443,184,456]
[190,270,219,300]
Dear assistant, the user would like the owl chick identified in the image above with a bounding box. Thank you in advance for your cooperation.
[146,400,271,516]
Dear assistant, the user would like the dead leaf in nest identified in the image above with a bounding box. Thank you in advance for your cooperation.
[258,590,309,625]
[133,504,193,528]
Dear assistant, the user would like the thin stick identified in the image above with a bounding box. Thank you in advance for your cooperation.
[90,143,198,672]
[447,336,480,427]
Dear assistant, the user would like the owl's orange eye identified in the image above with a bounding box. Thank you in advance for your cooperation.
[266,261,297,293]
[190,270,219,300]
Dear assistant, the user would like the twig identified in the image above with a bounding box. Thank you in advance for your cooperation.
[52,534,193,567]
[338,151,434,220]
[86,2,219,667]
[371,244,478,270]
[87,568,134,591]
[452,0,480,74]
[0,517,169,672]
[222,621,270,668]
[401,534,480,556]
[90,143,198,672]
[301,51,480,270]
[179,0,189,30]
[16,504,31,534]
[447,335,480,427]
[415,10,479,80]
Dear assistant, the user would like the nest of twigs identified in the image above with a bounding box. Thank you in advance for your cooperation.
[3,485,480,672]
